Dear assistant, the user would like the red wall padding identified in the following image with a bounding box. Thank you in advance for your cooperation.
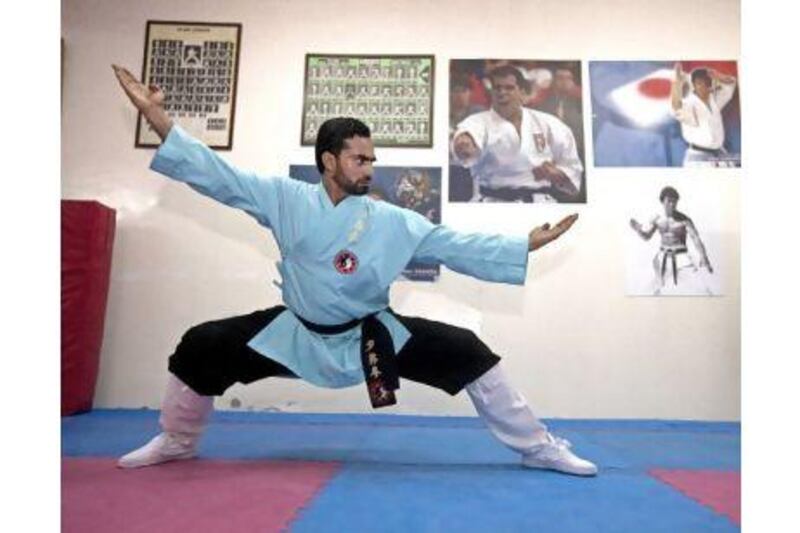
[61,200,116,416]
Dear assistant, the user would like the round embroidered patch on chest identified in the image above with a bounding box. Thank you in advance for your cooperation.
[333,250,359,274]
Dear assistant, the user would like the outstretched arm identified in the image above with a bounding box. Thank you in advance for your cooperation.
[112,64,287,233]
[411,213,579,285]
[112,65,173,141]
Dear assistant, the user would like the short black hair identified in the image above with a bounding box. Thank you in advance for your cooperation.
[488,65,530,92]
[660,186,680,203]
[691,68,712,86]
[315,117,371,173]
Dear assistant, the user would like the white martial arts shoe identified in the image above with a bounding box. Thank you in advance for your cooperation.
[522,433,598,476]
[117,374,213,469]
[117,431,199,468]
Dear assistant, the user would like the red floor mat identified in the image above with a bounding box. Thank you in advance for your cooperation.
[62,457,340,532]
[650,468,740,525]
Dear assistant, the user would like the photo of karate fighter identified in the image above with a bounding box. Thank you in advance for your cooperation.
[627,185,721,296]
[670,62,739,167]
[449,61,585,203]
[112,65,598,476]
[590,60,740,167]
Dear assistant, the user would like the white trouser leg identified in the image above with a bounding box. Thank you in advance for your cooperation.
[117,374,214,468]
[466,364,549,455]
[158,373,214,435]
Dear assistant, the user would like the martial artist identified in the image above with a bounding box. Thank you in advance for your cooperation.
[451,64,583,203]
[670,62,738,167]
[629,186,714,295]
[111,65,598,476]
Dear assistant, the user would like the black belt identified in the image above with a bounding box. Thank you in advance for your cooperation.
[660,248,688,285]
[479,185,567,203]
[689,144,723,155]
[295,311,399,408]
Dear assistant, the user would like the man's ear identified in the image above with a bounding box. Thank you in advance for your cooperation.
[322,151,337,174]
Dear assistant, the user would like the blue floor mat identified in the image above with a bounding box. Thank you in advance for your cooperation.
[62,410,740,532]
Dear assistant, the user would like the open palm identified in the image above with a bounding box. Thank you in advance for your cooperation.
[528,214,579,251]
[112,64,164,111]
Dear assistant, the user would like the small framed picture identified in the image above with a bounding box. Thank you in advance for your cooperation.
[301,54,435,148]
[136,20,242,150]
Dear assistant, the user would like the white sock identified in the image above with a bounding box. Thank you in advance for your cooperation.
[465,364,549,455]
[158,374,214,436]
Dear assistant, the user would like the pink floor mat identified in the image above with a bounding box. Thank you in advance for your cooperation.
[62,457,340,533]
[650,468,740,525]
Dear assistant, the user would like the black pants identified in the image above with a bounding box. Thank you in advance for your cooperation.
[168,306,500,397]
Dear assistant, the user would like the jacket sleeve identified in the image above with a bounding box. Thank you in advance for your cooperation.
[412,223,529,285]
[149,124,286,230]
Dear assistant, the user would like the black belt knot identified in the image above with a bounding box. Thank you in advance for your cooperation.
[660,247,688,285]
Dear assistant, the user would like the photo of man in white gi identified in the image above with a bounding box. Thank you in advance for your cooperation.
[451,65,584,203]
[671,62,738,168]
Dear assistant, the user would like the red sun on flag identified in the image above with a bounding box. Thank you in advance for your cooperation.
[609,68,675,128]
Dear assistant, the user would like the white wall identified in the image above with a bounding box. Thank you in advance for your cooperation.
[61,0,740,420]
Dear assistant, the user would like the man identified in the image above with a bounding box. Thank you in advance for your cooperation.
[670,62,737,167]
[451,65,583,203]
[111,65,597,476]
[629,186,714,295]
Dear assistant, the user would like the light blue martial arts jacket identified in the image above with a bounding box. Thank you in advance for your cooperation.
[150,125,530,388]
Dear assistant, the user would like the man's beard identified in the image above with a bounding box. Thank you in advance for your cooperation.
[334,171,370,196]
[347,183,369,196]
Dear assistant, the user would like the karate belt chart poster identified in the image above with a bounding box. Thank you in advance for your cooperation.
[136,20,242,150]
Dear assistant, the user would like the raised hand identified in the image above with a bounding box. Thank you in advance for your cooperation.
[528,213,579,251]
[112,64,173,140]
[112,65,164,111]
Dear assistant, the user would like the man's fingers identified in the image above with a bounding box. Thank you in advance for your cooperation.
[554,213,579,231]
[560,213,579,224]
[114,66,141,89]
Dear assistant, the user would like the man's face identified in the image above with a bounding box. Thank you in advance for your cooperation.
[491,74,524,113]
[693,77,712,100]
[330,136,376,196]
[662,196,678,216]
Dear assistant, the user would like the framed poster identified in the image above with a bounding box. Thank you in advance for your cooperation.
[136,20,242,150]
[449,59,586,204]
[590,60,740,167]
[625,181,723,296]
[289,164,442,282]
[301,54,435,148]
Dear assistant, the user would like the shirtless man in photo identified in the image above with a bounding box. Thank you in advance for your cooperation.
[630,186,714,295]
